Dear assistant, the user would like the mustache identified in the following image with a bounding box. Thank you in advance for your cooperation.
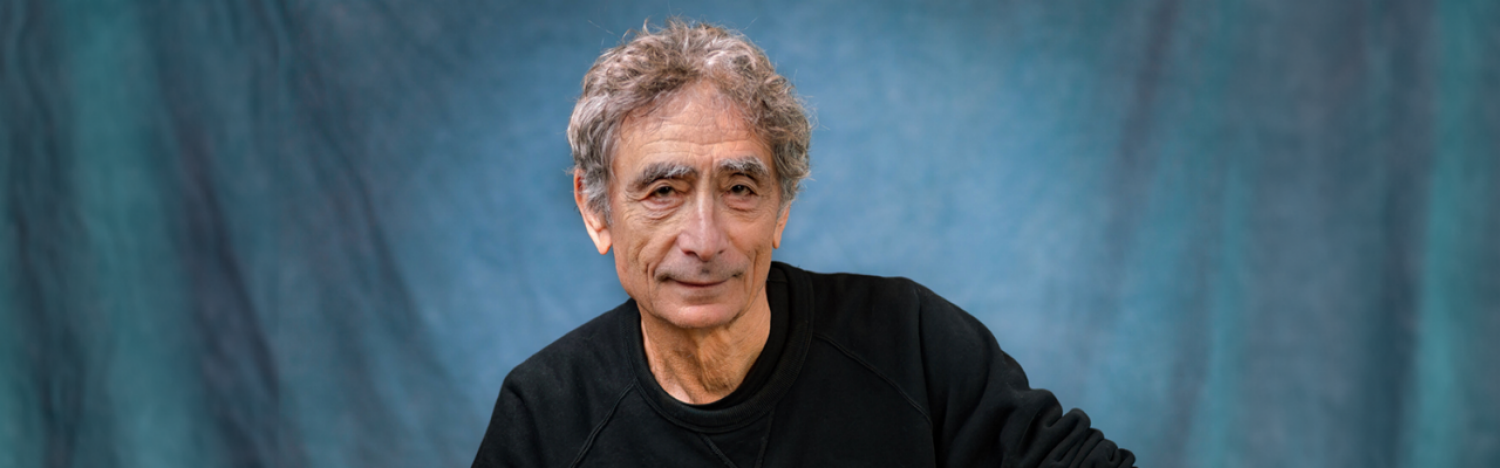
[654,260,745,284]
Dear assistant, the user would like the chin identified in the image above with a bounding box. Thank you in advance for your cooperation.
[646,301,746,330]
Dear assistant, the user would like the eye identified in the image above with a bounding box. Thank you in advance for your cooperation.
[729,184,753,195]
[651,185,676,198]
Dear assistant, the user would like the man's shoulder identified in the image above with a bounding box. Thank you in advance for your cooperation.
[786,264,964,332]
[477,302,640,467]
[791,263,917,303]
[789,263,1000,366]
[502,301,636,399]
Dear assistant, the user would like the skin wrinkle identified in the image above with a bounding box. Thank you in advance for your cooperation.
[575,82,789,405]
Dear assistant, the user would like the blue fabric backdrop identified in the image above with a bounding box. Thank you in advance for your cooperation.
[2,1,1497,467]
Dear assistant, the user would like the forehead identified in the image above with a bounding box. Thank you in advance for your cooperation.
[614,84,772,170]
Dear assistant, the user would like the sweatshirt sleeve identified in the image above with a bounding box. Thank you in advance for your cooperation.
[471,372,549,468]
[915,285,1137,468]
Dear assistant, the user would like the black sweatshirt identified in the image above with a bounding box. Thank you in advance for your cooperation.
[473,262,1136,467]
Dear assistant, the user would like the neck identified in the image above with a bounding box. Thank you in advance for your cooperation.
[640,289,772,405]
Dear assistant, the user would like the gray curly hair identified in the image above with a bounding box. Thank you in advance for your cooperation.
[568,19,812,221]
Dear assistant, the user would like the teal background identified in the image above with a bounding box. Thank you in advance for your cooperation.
[3,0,1498,467]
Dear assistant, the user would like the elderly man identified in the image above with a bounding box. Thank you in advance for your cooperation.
[473,20,1135,467]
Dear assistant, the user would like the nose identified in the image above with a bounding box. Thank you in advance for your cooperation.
[677,192,728,261]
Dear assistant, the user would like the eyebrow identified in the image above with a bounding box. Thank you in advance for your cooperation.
[628,157,770,192]
[718,157,770,181]
[630,162,697,191]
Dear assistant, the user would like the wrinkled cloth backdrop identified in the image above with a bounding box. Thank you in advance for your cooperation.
[2,1,1498,467]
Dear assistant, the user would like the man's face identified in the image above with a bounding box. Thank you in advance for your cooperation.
[578,83,789,331]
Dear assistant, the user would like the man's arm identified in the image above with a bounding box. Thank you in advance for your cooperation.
[916,285,1137,468]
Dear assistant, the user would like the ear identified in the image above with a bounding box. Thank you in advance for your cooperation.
[575,170,612,255]
[772,203,791,249]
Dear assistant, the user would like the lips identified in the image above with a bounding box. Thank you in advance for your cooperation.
[668,277,727,288]
[655,262,741,288]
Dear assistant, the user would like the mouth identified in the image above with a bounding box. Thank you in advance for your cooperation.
[669,278,728,289]
[657,264,743,292]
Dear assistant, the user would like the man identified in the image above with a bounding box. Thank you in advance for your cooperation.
[473,19,1136,467]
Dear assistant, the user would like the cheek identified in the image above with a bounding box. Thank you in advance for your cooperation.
[618,219,675,271]
[749,211,784,247]
[725,223,775,266]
